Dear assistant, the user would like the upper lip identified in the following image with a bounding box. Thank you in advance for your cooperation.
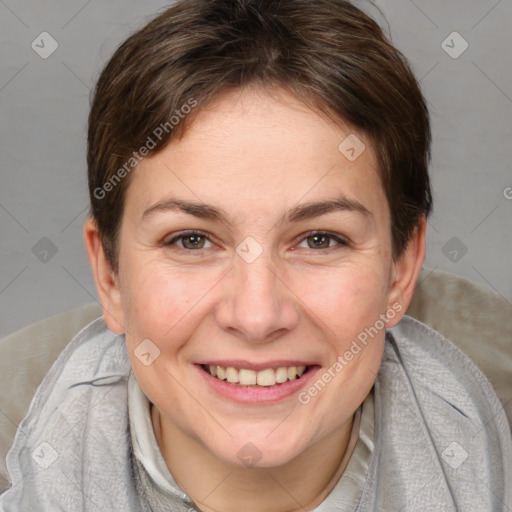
[197,360,315,371]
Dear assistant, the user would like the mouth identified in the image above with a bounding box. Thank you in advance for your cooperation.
[195,361,320,404]
[200,363,311,387]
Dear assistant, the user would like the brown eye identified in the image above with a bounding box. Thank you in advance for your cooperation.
[298,231,349,250]
[164,231,213,250]
[307,234,330,249]
[181,234,206,249]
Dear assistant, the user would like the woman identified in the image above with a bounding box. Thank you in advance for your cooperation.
[2,0,510,510]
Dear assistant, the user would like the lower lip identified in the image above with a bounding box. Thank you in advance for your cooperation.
[195,364,321,404]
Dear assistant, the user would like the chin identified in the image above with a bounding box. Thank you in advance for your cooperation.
[206,430,309,469]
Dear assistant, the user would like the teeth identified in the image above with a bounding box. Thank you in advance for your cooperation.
[226,367,239,383]
[256,368,276,386]
[217,366,226,380]
[275,367,288,383]
[205,364,308,386]
[239,369,257,385]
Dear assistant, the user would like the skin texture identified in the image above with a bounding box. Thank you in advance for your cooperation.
[84,86,426,512]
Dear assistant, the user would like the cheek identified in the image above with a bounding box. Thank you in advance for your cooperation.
[120,259,217,345]
[299,264,390,338]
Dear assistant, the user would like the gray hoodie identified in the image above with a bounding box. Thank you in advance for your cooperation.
[0,316,510,511]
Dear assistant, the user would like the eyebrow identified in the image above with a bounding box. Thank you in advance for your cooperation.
[141,197,371,226]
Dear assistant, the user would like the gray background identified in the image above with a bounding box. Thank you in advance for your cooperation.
[1,0,511,338]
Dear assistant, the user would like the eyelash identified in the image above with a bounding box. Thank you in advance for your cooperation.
[163,230,349,252]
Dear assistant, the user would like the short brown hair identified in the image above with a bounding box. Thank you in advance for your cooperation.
[87,0,432,271]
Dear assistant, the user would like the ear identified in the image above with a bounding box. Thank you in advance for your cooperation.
[83,217,125,334]
[385,216,427,328]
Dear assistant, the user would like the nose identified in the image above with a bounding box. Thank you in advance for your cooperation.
[214,249,300,344]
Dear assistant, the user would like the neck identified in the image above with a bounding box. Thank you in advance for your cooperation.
[151,406,359,512]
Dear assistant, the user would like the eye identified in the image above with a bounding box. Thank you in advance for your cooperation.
[163,230,348,252]
[164,230,214,250]
[297,231,349,250]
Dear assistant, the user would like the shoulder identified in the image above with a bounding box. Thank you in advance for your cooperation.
[355,316,512,510]
[1,318,135,506]
[383,315,509,430]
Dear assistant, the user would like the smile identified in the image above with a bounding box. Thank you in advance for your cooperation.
[201,364,308,387]
[196,362,319,404]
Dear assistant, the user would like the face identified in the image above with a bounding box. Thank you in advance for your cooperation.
[92,87,418,468]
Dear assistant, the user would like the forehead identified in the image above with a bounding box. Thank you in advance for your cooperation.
[124,86,387,226]
[169,86,377,171]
